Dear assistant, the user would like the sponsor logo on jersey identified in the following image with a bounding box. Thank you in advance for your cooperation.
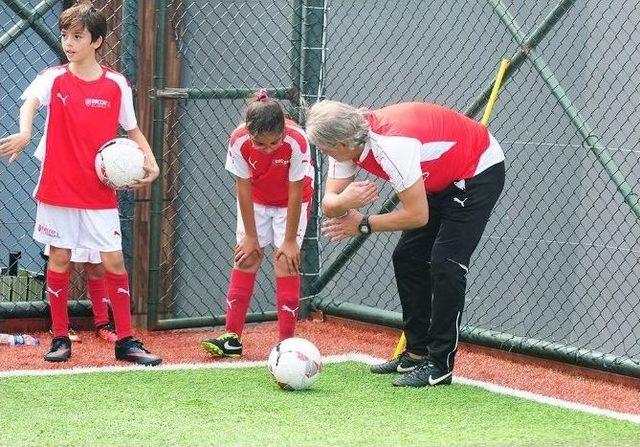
[85,98,110,108]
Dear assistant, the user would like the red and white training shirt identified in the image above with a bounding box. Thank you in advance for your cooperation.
[225,120,314,207]
[21,65,138,209]
[328,102,504,193]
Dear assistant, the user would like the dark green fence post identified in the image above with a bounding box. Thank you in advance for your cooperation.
[120,0,139,278]
[147,0,168,330]
[299,0,327,317]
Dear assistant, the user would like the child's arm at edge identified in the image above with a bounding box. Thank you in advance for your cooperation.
[0,97,40,162]
[127,127,160,188]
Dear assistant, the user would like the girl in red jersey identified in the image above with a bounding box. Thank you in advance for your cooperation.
[306,100,505,387]
[0,2,161,365]
[201,90,314,358]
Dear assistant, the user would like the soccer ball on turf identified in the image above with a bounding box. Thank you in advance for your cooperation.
[268,337,322,391]
[95,138,145,190]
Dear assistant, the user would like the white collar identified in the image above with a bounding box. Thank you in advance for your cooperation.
[358,138,372,162]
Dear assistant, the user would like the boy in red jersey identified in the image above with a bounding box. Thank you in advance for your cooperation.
[0,2,161,365]
[201,90,314,357]
[306,100,505,387]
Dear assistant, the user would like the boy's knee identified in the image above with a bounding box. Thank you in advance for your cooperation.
[48,247,71,271]
[100,251,126,274]
[83,262,105,280]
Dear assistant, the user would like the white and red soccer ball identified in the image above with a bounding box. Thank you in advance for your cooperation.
[95,138,145,190]
[268,337,322,391]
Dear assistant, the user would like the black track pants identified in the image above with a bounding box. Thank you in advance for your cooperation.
[392,162,505,370]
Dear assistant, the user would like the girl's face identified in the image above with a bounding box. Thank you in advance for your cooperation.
[250,132,284,154]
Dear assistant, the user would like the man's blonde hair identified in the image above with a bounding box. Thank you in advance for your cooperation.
[305,100,369,149]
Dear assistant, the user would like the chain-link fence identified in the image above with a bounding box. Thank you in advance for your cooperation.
[146,0,312,329]
[310,0,640,376]
[1,0,638,377]
[0,0,136,318]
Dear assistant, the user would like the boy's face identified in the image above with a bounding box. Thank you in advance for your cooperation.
[61,26,102,62]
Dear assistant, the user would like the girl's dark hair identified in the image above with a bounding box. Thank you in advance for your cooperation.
[245,89,285,136]
[59,1,107,50]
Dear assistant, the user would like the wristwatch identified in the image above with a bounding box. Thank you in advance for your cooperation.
[358,215,371,234]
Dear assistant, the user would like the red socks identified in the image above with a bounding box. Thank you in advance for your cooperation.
[87,278,110,327]
[48,269,130,340]
[104,272,133,340]
[224,269,257,336]
[47,269,71,338]
[276,275,300,341]
[224,271,300,340]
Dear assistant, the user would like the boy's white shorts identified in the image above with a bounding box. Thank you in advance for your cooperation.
[43,245,102,264]
[34,203,122,253]
[237,202,309,248]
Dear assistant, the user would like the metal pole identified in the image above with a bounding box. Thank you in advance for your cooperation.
[154,87,295,100]
[147,0,168,330]
[1,0,61,55]
[309,0,580,301]
[308,195,399,297]
[0,300,93,319]
[289,0,303,107]
[487,0,640,219]
[154,312,278,331]
[119,0,139,281]
[465,0,577,117]
[121,0,138,83]
[299,0,328,314]
[0,0,59,52]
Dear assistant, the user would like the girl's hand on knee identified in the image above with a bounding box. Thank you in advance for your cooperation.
[275,240,300,275]
[235,236,262,268]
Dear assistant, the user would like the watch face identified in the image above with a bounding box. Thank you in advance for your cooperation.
[359,224,370,234]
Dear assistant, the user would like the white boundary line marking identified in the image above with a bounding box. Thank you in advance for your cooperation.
[1,352,638,424]
[454,376,640,425]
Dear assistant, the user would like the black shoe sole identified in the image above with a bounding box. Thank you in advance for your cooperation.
[44,352,71,362]
[370,364,418,374]
[393,373,453,387]
[201,341,241,358]
[115,354,162,366]
[370,367,399,374]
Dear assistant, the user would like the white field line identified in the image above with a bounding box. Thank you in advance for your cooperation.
[1,352,638,424]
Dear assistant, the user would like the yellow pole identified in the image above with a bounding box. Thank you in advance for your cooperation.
[391,332,406,359]
[481,58,510,126]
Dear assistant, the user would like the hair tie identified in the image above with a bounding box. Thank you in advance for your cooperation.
[257,88,269,103]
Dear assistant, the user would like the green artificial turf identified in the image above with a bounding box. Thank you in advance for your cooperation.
[1,362,638,447]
